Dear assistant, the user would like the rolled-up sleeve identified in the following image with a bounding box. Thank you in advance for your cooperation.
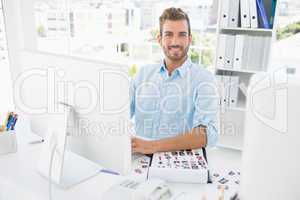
[192,76,220,147]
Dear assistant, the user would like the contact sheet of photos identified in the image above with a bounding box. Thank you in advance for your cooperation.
[148,149,209,183]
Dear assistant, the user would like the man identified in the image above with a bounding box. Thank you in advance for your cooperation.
[130,7,219,154]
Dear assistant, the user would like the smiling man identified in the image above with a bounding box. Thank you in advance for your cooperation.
[130,7,219,154]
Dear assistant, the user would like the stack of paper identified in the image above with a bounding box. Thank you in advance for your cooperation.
[148,149,209,183]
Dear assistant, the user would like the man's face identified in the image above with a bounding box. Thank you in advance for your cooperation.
[158,19,192,62]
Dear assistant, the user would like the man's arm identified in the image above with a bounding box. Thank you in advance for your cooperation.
[132,126,207,154]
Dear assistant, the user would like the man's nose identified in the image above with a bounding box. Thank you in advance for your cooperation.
[170,36,180,45]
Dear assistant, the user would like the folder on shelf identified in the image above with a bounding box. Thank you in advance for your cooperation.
[262,36,271,70]
[216,75,228,107]
[256,0,270,28]
[241,35,250,70]
[249,36,268,71]
[228,0,240,28]
[254,36,265,71]
[220,0,230,28]
[233,34,245,70]
[240,0,251,28]
[223,75,231,107]
[217,34,227,67]
[225,34,236,68]
[256,36,265,70]
[216,75,224,106]
[270,0,277,28]
[249,0,258,28]
[229,76,239,108]
[247,35,256,70]
[247,36,257,70]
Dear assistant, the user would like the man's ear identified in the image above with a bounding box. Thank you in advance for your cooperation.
[188,34,193,45]
[157,33,162,46]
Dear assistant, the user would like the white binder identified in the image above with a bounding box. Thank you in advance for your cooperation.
[228,0,240,28]
[247,36,257,70]
[233,34,245,69]
[217,34,227,67]
[216,75,227,106]
[229,76,239,107]
[255,36,264,70]
[223,75,231,107]
[249,0,258,28]
[241,35,250,69]
[225,35,236,68]
[252,36,263,71]
[240,0,250,28]
[248,35,256,70]
[220,0,230,28]
[216,75,224,106]
[262,37,271,70]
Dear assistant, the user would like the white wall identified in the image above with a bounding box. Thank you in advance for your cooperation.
[0,0,23,114]
[3,0,132,174]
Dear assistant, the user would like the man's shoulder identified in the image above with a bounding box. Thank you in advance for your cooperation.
[134,63,160,83]
[189,63,216,83]
[138,63,160,74]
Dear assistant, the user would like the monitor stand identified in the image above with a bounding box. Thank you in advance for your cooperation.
[58,150,100,189]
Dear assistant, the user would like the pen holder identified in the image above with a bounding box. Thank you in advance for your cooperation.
[0,130,17,155]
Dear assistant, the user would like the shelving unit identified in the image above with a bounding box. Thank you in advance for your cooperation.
[221,27,273,35]
[215,0,279,150]
[217,66,263,74]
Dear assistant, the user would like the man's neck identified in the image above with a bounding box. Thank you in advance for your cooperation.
[165,56,188,76]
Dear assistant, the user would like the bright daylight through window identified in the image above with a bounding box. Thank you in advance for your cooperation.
[33,0,219,73]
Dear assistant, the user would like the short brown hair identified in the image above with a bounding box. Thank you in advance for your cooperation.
[159,7,191,36]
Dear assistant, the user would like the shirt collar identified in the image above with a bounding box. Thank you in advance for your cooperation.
[158,57,192,78]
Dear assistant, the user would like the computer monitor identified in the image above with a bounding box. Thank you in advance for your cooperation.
[241,69,300,200]
[37,103,101,188]
[16,52,132,176]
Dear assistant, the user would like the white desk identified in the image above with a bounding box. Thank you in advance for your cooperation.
[0,128,242,200]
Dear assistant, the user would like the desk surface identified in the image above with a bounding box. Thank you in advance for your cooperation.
[0,121,242,200]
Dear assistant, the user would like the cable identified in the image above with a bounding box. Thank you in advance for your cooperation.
[48,132,59,200]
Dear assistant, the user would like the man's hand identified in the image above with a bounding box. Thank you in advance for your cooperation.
[131,127,207,154]
[131,137,158,154]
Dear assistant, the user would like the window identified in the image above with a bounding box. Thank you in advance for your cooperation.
[31,0,218,70]
[273,0,300,74]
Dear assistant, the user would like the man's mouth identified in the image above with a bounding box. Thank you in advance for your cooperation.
[168,46,181,50]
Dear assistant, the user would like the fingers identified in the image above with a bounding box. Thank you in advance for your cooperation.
[132,147,138,153]
[131,137,137,146]
[131,137,138,153]
[131,137,152,154]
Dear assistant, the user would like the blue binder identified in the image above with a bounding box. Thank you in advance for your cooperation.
[256,0,270,29]
[270,0,277,28]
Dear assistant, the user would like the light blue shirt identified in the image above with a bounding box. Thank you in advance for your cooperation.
[130,58,219,147]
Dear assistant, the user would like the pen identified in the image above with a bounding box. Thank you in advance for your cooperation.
[10,114,18,130]
[230,193,240,200]
[28,139,45,145]
[6,113,14,131]
[100,169,120,175]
